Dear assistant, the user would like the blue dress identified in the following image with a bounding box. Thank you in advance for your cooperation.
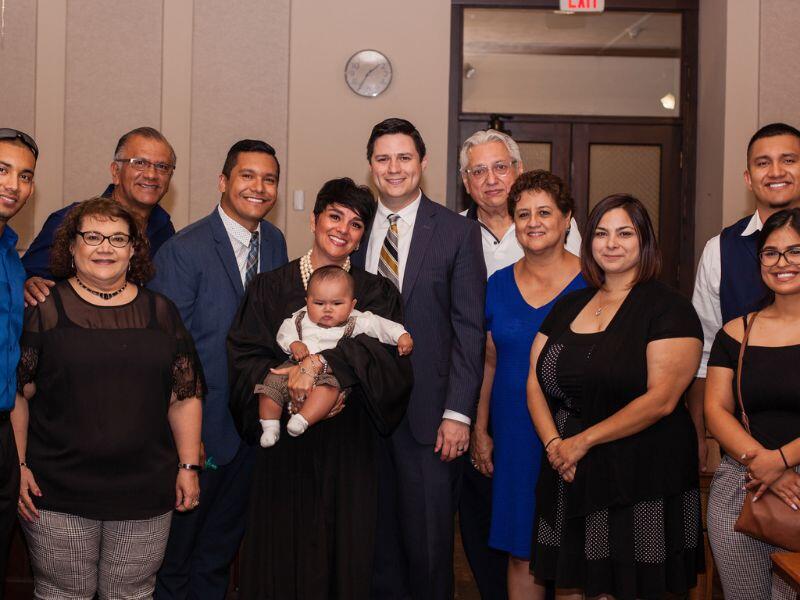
[486,264,586,559]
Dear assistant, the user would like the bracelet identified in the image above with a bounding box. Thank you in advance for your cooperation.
[299,366,317,383]
[178,463,202,471]
[779,446,791,469]
[316,354,329,376]
[544,435,561,450]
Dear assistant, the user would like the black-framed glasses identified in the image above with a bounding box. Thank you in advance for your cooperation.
[76,231,132,248]
[0,128,39,159]
[464,160,517,181]
[114,157,175,174]
[758,247,800,266]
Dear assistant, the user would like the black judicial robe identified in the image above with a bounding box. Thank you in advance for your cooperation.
[228,260,412,600]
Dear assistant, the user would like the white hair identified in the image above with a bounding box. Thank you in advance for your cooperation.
[459,129,522,173]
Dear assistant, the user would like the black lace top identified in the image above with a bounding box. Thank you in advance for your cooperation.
[17,282,204,520]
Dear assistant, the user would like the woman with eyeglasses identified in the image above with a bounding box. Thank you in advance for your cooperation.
[10,197,203,599]
[705,208,800,600]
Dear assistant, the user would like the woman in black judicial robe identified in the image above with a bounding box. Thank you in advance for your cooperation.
[228,178,412,600]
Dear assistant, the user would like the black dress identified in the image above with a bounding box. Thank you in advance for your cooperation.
[531,280,704,600]
[16,282,203,521]
[227,260,413,600]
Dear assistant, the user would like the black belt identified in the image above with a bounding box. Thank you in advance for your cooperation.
[0,411,9,422]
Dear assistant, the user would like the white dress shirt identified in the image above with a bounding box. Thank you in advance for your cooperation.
[691,211,761,377]
[217,205,260,286]
[365,192,471,426]
[460,209,582,278]
[276,308,408,355]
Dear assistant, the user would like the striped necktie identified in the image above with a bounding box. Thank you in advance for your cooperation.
[377,213,400,289]
[245,230,259,287]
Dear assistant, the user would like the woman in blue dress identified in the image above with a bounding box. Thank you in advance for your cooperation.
[472,170,585,599]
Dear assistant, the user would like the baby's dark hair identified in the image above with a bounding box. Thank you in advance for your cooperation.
[307,265,355,297]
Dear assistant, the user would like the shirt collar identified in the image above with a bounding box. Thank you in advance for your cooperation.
[741,211,763,236]
[0,225,18,251]
[103,183,171,233]
[376,190,422,227]
[217,204,258,248]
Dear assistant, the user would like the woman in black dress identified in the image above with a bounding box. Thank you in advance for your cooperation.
[526,194,704,599]
[228,178,412,599]
[705,208,800,600]
[11,198,203,599]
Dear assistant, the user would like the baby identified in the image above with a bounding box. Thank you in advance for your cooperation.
[257,265,413,447]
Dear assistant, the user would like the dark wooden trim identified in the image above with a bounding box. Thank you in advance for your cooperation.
[464,42,681,58]
[453,0,698,10]
[447,5,465,210]
[459,113,681,126]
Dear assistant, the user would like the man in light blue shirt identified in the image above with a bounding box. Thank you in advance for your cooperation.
[0,128,38,587]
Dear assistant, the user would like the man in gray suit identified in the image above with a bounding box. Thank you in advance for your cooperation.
[151,140,288,599]
[353,118,486,600]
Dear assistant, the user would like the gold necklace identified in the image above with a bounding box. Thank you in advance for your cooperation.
[299,249,351,290]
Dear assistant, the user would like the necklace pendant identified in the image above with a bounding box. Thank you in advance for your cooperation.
[595,307,603,317]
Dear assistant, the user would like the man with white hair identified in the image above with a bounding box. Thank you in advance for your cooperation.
[458,129,580,599]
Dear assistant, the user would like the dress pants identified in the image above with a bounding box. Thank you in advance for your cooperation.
[155,441,255,600]
[390,417,463,600]
[458,462,508,599]
[0,415,20,595]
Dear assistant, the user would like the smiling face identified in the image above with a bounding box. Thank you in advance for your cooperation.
[591,207,641,279]
[71,215,133,289]
[306,276,357,328]
[0,140,35,228]
[745,134,800,212]
[462,140,522,214]
[310,203,366,266]
[760,224,800,296]
[219,151,279,231]
[110,135,174,214]
[368,133,427,210]
[513,190,570,254]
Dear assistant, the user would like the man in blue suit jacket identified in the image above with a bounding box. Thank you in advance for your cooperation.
[150,140,288,599]
[353,119,486,600]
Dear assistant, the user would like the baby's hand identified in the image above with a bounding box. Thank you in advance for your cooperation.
[397,333,414,356]
[290,341,310,361]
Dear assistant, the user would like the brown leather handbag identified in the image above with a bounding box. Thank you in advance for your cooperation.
[733,312,800,551]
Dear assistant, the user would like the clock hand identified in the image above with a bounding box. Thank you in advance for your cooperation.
[358,65,381,92]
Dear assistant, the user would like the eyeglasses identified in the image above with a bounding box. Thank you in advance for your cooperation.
[76,231,132,248]
[464,160,517,181]
[114,157,175,174]
[758,247,800,266]
[0,128,39,159]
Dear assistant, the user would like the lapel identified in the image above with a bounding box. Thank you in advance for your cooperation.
[258,221,271,272]
[402,195,437,303]
[743,230,760,262]
[209,209,245,296]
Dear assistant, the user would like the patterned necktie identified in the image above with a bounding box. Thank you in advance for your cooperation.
[245,230,259,288]
[377,214,400,289]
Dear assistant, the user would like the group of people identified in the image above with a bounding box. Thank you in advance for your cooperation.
[0,116,797,600]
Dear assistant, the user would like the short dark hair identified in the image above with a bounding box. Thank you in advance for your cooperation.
[507,170,574,218]
[366,118,426,162]
[581,194,661,288]
[50,197,155,283]
[307,265,355,297]
[757,208,800,307]
[114,127,176,164]
[221,139,280,180]
[313,177,376,225]
[747,122,800,159]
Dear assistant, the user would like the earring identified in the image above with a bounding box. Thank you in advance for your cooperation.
[71,256,75,271]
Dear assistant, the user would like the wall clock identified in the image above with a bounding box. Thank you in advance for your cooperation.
[345,50,393,97]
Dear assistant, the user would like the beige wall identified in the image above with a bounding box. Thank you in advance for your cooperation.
[283,0,451,259]
[0,0,290,251]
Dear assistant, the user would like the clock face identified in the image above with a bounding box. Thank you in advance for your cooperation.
[345,50,392,97]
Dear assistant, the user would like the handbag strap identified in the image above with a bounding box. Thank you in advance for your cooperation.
[736,312,759,435]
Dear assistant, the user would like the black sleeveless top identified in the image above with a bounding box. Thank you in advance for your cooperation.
[17,282,203,520]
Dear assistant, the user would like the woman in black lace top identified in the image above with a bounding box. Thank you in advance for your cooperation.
[10,198,203,600]
[526,195,704,599]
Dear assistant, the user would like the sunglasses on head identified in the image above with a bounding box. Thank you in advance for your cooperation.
[0,128,39,160]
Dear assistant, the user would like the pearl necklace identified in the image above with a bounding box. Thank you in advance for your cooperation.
[299,249,351,290]
[75,276,128,301]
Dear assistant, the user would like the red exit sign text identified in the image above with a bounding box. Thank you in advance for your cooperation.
[560,0,605,12]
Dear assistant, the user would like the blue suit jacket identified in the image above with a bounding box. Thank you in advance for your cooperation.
[150,209,288,465]
[353,195,486,444]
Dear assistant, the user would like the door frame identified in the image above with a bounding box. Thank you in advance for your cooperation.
[447,0,699,293]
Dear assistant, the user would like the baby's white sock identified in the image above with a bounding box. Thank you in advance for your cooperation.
[259,419,280,448]
[286,414,309,437]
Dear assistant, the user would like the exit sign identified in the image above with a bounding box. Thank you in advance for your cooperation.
[560,0,605,12]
